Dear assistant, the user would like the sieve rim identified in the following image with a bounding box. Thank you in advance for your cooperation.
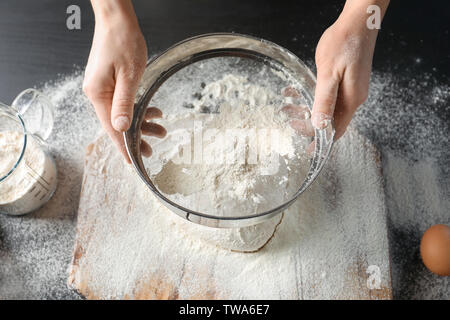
[124,33,335,228]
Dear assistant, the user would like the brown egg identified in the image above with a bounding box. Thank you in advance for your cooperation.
[420,224,450,276]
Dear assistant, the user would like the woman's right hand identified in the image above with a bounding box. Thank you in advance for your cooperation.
[83,0,166,163]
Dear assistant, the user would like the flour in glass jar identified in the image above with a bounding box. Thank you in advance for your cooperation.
[0,130,57,215]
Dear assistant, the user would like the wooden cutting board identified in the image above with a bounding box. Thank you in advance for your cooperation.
[68,128,392,299]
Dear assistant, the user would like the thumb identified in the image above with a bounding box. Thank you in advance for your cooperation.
[311,70,340,129]
[111,69,139,132]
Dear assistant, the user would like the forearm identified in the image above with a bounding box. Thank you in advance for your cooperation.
[327,0,389,53]
[343,0,390,19]
[91,0,138,25]
[338,0,389,35]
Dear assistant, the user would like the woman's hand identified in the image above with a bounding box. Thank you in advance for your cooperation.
[83,0,165,162]
[311,0,389,140]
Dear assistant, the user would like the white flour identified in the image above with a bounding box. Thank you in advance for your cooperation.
[70,127,391,299]
[0,131,57,215]
[139,69,312,251]
[76,64,448,299]
[69,58,392,299]
[0,71,99,299]
[146,74,308,220]
[0,63,448,299]
[0,131,24,190]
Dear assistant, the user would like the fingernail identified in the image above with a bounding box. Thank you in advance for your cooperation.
[114,116,130,131]
[311,112,332,129]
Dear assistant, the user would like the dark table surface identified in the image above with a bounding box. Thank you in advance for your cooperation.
[0,0,448,300]
[1,0,448,103]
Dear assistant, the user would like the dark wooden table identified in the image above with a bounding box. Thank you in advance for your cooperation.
[0,0,448,299]
[1,0,448,103]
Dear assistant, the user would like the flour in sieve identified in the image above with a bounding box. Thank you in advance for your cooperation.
[143,73,310,218]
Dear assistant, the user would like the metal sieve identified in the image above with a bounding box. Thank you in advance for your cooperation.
[124,33,334,228]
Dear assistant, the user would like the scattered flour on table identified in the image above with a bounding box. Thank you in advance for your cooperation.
[71,128,390,299]
[76,67,447,299]
[0,71,99,299]
[70,57,390,299]
[0,65,448,299]
[352,71,449,299]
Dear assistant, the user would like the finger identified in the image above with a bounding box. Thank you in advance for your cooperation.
[281,86,301,98]
[83,66,131,163]
[333,99,356,141]
[83,66,115,103]
[282,104,310,120]
[333,111,353,140]
[289,119,315,137]
[140,139,152,157]
[144,107,163,121]
[141,122,167,138]
[332,76,364,141]
[109,128,132,163]
[91,97,132,163]
[311,70,340,129]
[111,68,140,132]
